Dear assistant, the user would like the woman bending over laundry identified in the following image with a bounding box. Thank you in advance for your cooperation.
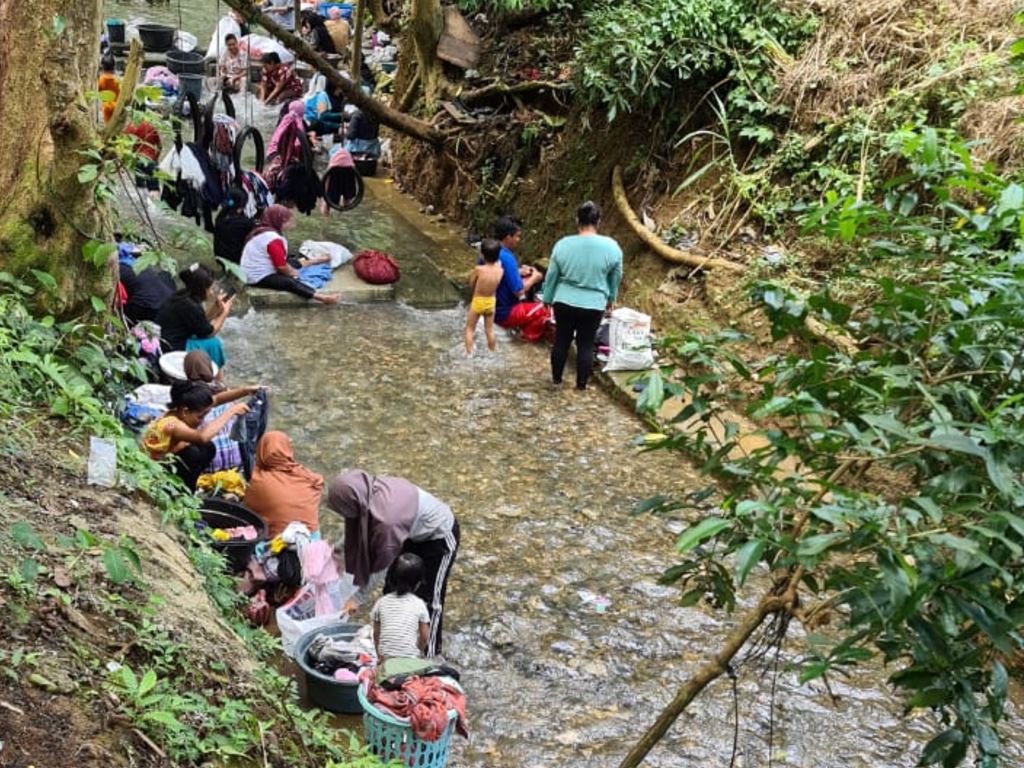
[240,205,339,304]
[244,431,323,538]
[143,381,249,490]
[327,470,460,656]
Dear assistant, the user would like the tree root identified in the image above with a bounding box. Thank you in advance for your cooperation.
[457,79,572,105]
[612,165,743,273]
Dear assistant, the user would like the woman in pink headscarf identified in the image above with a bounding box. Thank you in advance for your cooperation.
[265,100,307,188]
[327,470,461,657]
[239,204,339,303]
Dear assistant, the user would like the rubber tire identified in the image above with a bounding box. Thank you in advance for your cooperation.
[322,165,365,212]
[233,126,266,176]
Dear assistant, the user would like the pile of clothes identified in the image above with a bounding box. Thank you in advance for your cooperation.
[306,625,376,683]
[367,674,469,743]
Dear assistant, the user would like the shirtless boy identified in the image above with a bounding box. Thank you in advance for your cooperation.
[465,238,505,355]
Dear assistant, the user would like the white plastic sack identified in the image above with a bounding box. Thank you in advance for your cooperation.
[277,571,357,658]
[204,16,241,61]
[299,240,353,269]
[87,436,118,487]
[241,34,294,64]
[603,307,654,372]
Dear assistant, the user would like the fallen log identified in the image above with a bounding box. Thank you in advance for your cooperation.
[611,165,743,273]
[457,79,572,104]
[613,167,861,355]
[222,0,445,145]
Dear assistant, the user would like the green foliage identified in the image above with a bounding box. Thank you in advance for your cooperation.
[0,280,384,765]
[574,0,813,133]
[638,128,1024,767]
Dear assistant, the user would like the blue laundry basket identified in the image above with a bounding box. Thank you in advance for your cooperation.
[318,2,353,18]
[358,684,457,767]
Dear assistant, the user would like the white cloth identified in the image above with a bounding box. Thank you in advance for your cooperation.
[241,230,286,284]
[205,16,242,61]
[299,240,353,269]
[371,593,428,660]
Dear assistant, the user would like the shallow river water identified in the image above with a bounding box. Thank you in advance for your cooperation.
[105,1,1024,764]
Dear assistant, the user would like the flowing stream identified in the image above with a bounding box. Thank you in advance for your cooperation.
[103,1,1024,765]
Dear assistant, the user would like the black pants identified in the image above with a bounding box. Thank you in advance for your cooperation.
[385,518,460,657]
[551,302,605,389]
[172,443,215,490]
[256,273,315,300]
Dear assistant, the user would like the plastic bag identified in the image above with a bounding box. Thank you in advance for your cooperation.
[277,571,357,658]
[603,307,654,372]
[299,240,354,269]
[87,436,118,487]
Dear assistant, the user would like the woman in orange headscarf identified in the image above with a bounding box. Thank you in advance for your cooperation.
[244,431,323,538]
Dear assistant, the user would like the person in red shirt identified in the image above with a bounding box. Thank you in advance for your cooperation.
[239,205,339,304]
[258,52,303,105]
[125,121,162,192]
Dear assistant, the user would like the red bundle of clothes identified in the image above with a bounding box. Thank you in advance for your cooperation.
[367,676,468,742]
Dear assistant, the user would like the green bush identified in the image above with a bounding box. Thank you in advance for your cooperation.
[574,0,815,138]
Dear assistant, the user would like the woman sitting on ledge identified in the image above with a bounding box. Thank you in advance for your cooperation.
[240,205,339,304]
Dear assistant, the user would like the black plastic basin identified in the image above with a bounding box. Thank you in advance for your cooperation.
[166,49,205,75]
[199,497,268,573]
[138,23,175,52]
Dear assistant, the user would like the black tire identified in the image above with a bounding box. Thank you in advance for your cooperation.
[172,90,202,148]
[233,126,265,177]
[322,165,365,212]
[202,90,237,152]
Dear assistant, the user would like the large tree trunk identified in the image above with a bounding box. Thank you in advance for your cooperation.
[0,0,111,313]
[410,0,445,109]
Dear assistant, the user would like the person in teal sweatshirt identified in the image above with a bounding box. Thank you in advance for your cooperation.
[541,201,623,390]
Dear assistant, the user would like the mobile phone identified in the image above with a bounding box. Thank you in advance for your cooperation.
[222,285,238,299]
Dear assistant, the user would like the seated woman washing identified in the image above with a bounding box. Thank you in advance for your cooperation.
[240,205,339,304]
[154,264,233,367]
[143,381,250,490]
[183,351,265,474]
[243,431,323,538]
[327,470,460,657]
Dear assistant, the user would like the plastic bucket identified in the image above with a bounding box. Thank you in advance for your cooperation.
[166,49,205,75]
[106,20,126,45]
[198,498,267,573]
[294,622,366,714]
[179,73,203,100]
[138,23,175,52]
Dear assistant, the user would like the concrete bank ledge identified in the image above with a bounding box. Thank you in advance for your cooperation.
[247,264,395,308]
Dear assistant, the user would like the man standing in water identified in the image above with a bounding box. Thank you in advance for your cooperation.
[490,216,552,343]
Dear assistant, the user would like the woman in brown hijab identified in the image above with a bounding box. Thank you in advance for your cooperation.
[245,431,324,538]
[327,469,460,656]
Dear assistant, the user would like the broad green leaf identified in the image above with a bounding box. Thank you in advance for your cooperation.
[10,522,44,551]
[733,539,765,586]
[797,532,844,557]
[928,431,986,458]
[138,669,157,696]
[143,710,184,730]
[19,558,39,584]
[798,660,827,684]
[919,728,963,766]
[30,270,57,292]
[103,547,130,584]
[906,688,947,709]
[119,665,138,694]
[675,517,731,552]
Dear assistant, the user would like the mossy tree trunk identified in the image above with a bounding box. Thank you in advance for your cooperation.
[411,0,446,109]
[0,0,111,314]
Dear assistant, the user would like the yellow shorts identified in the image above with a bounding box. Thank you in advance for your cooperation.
[470,295,496,316]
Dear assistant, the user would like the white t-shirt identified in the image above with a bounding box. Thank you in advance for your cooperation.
[241,230,286,284]
[371,593,429,660]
